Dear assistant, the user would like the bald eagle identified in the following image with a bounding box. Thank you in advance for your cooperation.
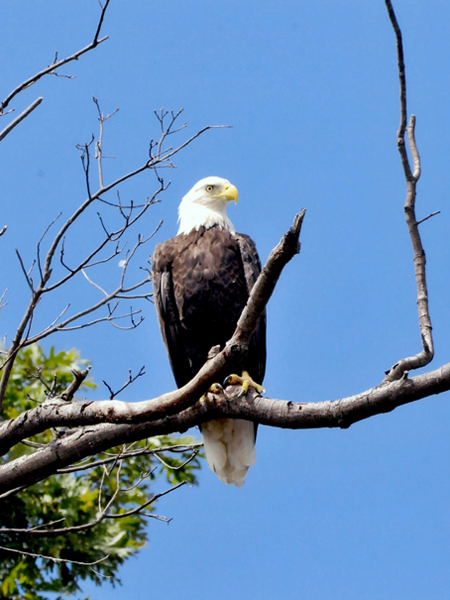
[152,176,266,487]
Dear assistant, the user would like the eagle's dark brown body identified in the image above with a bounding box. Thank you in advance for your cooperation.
[152,225,266,389]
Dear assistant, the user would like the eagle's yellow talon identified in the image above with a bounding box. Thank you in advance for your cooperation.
[223,374,240,386]
[209,383,223,394]
[224,370,265,395]
[200,382,224,403]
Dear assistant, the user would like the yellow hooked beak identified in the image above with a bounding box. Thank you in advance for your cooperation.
[221,183,239,204]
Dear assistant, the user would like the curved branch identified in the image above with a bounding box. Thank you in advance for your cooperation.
[383,0,433,382]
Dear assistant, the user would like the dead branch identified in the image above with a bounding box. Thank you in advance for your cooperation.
[104,481,186,520]
[60,368,91,401]
[93,97,119,189]
[383,0,433,382]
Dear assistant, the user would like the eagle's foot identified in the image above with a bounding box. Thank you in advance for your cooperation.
[223,371,265,397]
[200,383,224,403]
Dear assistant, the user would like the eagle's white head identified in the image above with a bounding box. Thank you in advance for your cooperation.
[177,176,239,235]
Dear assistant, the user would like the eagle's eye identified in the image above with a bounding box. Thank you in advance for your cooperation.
[205,185,214,192]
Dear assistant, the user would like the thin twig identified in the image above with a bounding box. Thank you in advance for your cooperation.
[154,447,201,471]
[416,211,440,226]
[56,443,203,474]
[36,212,62,281]
[15,250,35,293]
[105,481,187,519]
[102,367,146,400]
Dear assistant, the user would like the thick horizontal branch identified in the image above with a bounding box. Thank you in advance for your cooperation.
[0,361,449,494]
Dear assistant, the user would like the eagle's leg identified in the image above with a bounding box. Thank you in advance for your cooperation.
[223,371,265,396]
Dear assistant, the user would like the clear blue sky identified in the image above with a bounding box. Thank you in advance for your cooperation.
[2,1,450,598]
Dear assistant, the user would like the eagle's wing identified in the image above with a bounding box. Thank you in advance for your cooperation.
[235,233,267,385]
[152,242,192,388]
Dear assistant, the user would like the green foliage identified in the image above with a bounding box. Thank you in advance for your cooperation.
[0,345,202,599]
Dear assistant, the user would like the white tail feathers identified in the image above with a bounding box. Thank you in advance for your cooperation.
[201,418,256,487]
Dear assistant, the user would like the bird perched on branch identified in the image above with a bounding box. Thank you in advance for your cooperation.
[152,176,266,486]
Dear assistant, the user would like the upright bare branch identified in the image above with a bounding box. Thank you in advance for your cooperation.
[383,0,434,382]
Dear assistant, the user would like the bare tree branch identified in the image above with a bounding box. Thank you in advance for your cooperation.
[0,97,43,142]
[416,211,440,226]
[103,366,146,400]
[93,96,119,189]
[383,0,433,382]
[0,0,111,115]
[104,481,186,520]
[0,111,217,408]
